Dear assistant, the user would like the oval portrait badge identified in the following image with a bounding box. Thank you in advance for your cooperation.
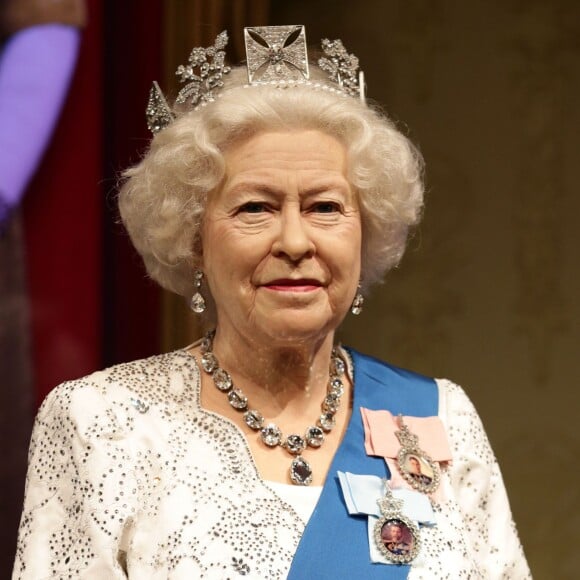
[397,449,441,494]
[374,515,420,564]
[397,448,441,493]
[395,415,441,494]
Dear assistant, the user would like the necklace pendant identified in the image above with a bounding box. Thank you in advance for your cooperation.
[290,455,313,486]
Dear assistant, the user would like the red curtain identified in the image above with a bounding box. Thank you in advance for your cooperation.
[23,0,163,406]
[23,0,103,405]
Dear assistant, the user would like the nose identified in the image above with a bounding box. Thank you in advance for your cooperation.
[271,206,315,262]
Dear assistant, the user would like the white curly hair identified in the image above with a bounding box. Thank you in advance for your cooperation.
[118,65,424,299]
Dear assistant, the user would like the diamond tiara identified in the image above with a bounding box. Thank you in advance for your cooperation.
[146,25,366,134]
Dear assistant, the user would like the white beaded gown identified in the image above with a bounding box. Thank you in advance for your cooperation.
[13,349,531,579]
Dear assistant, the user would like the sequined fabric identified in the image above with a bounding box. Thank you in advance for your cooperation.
[411,380,531,579]
[13,351,530,579]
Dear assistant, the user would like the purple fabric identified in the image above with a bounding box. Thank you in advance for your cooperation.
[0,24,80,226]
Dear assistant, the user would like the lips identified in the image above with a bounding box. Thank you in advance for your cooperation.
[262,278,323,292]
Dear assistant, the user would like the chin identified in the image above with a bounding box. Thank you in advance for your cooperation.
[253,309,341,346]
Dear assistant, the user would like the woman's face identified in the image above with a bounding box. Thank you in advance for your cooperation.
[201,130,362,347]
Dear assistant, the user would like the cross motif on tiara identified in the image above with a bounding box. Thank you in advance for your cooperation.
[244,25,309,84]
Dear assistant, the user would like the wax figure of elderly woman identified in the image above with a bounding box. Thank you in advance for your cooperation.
[13,26,530,579]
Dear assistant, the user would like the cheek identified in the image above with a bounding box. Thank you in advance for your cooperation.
[323,243,362,305]
[204,233,264,292]
[202,220,236,268]
[329,227,362,278]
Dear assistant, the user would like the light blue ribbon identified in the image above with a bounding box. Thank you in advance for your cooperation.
[338,471,435,523]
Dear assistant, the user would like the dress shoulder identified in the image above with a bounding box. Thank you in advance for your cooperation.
[14,350,203,579]
[435,378,497,466]
[38,349,200,421]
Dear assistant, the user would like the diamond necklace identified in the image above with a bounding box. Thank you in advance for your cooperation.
[199,330,347,486]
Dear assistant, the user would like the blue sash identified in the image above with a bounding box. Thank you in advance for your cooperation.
[287,349,438,579]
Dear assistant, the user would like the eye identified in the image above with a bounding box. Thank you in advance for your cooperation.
[311,202,340,213]
[239,202,268,213]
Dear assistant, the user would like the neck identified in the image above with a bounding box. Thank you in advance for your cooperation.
[210,326,337,412]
